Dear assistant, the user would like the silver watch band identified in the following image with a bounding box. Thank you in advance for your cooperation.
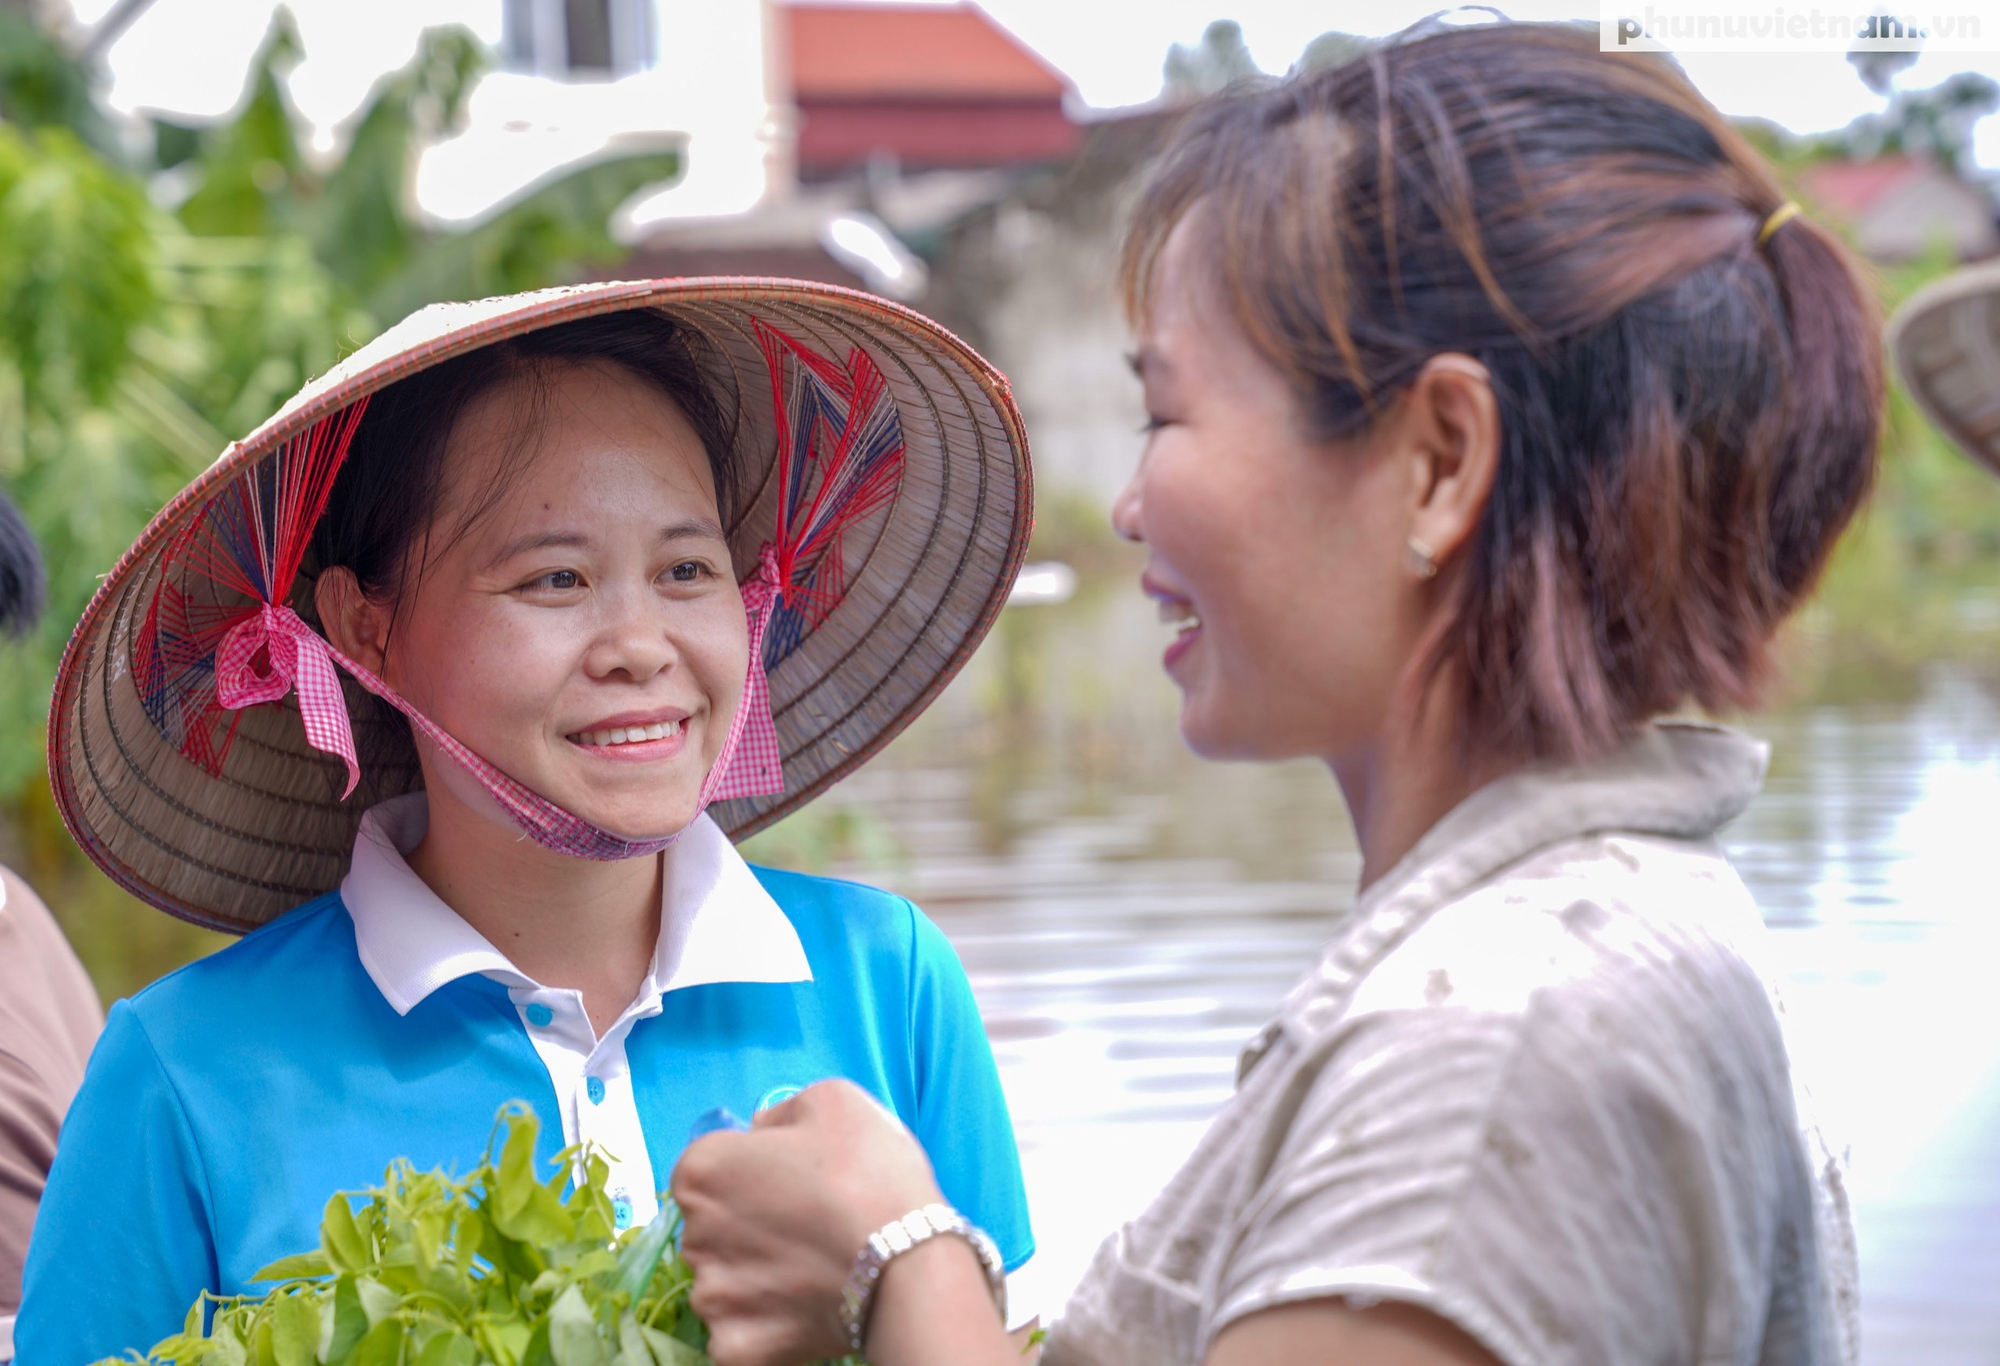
[838,1202,1008,1353]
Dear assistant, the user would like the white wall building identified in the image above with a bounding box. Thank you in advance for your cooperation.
[420,0,783,228]
[85,0,783,229]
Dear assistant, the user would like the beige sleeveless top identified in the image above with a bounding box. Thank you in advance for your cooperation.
[1044,724,1856,1366]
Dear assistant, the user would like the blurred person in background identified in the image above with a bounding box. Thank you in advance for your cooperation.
[0,489,99,1364]
[669,24,1883,1366]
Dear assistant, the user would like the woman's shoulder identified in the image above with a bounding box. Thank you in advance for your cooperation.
[743,864,964,978]
[746,863,910,933]
[1305,829,1802,1193]
[117,891,360,1039]
[1310,829,1797,1146]
[744,861,903,923]
[1348,828,1774,1026]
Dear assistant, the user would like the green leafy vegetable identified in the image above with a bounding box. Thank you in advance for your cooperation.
[93,1104,861,1366]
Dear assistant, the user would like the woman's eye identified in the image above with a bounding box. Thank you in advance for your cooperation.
[666,561,709,584]
[531,570,581,591]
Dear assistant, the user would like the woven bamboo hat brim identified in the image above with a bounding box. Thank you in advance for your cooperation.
[1890,259,2000,477]
[50,279,1032,934]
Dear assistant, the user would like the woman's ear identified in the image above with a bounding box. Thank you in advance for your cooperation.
[314,567,392,676]
[1402,354,1501,573]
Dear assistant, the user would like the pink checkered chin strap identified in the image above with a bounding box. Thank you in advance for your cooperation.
[135,322,907,861]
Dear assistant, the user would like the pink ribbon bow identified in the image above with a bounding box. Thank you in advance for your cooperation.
[213,603,360,798]
[700,545,787,805]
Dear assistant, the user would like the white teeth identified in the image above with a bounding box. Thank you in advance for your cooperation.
[1157,599,1200,629]
[572,720,682,747]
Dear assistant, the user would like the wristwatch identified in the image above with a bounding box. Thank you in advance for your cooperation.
[838,1202,1008,1353]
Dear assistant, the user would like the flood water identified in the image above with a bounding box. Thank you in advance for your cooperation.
[745,564,2000,1364]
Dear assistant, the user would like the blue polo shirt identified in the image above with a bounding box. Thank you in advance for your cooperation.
[18,827,1031,1365]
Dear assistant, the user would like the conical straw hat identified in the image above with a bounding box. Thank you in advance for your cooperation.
[1890,259,2000,477]
[50,279,1032,933]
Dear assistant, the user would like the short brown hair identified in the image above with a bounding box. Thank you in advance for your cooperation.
[1124,24,1883,763]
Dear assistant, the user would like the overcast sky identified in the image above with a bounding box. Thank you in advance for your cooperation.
[64,0,2000,166]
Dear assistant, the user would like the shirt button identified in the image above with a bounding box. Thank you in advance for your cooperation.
[586,1076,606,1105]
[613,1198,633,1230]
[525,1003,554,1028]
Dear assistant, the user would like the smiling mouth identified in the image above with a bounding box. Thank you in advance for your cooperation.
[567,720,684,748]
[1158,598,1202,633]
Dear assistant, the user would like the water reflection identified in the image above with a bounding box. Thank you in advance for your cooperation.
[751,569,2000,1361]
[1738,678,2000,1365]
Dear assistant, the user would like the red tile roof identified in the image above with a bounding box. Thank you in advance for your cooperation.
[783,2,1071,102]
[1799,156,1923,216]
[797,101,1079,171]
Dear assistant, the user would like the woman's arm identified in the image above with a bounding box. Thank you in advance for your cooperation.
[1209,1301,1502,1366]
[674,1081,1501,1366]
[673,1080,1015,1366]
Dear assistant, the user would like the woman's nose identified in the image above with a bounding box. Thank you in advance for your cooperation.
[586,590,679,682]
[1110,465,1146,543]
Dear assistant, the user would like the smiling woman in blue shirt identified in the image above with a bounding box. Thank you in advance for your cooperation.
[21,282,1036,1365]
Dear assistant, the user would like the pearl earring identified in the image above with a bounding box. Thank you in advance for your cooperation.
[1407,537,1439,580]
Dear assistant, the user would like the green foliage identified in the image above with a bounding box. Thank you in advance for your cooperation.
[0,122,155,406]
[98,1106,860,1366]
[0,118,168,810]
[1756,48,2000,175]
[1297,31,1370,74]
[310,24,482,305]
[363,148,679,328]
[1162,20,1262,98]
[1820,70,2000,174]
[160,13,678,322]
[0,11,123,162]
[174,12,308,240]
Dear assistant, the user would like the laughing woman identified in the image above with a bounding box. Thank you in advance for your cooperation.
[20,287,1036,1363]
[669,26,1880,1366]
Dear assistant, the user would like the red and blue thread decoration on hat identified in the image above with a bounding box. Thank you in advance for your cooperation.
[130,322,908,860]
[754,319,906,667]
[135,400,371,785]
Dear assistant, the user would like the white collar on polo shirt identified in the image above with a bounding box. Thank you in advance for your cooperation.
[342,792,812,1017]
